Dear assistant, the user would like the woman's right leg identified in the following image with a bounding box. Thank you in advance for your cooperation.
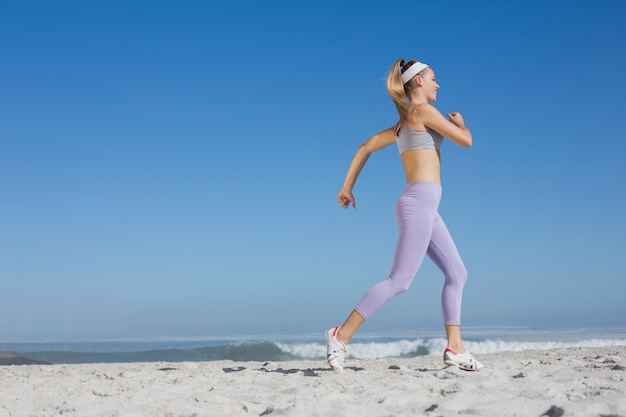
[335,183,441,345]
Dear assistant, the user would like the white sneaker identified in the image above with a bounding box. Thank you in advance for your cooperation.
[443,348,484,371]
[325,326,347,373]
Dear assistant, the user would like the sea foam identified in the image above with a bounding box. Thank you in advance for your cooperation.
[277,337,626,359]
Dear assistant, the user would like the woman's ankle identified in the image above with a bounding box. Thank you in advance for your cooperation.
[444,325,465,353]
[446,343,466,354]
[336,328,350,346]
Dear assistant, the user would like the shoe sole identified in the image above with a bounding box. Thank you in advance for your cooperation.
[444,360,479,371]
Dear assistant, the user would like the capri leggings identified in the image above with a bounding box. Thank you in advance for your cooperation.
[354,182,468,326]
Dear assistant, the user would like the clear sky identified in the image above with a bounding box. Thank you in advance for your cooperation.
[1,1,625,341]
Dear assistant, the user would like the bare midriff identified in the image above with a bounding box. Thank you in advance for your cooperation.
[400,149,441,184]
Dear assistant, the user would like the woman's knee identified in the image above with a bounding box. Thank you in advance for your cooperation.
[446,266,468,286]
[386,273,414,295]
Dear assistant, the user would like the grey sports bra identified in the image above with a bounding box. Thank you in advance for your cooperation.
[395,122,443,154]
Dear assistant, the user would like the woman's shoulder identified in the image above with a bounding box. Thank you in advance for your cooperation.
[408,103,440,129]
[410,103,438,114]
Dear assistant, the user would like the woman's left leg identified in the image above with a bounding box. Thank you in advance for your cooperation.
[427,213,468,353]
[428,215,483,370]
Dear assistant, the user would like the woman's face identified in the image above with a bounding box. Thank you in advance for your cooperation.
[421,69,440,103]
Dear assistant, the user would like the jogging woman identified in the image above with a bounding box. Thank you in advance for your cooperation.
[326,58,483,372]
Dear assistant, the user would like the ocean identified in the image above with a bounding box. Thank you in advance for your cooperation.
[1,325,625,365]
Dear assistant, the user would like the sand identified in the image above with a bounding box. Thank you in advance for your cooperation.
[1,346,624,417]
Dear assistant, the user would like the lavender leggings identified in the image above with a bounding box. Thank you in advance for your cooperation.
[355,182,467,326]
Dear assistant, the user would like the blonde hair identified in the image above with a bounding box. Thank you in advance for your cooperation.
[386,59,429,125]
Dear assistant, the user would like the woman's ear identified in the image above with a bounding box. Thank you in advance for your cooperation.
[413,76,423,87]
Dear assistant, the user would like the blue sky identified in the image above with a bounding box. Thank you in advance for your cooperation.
[1,1,625,341]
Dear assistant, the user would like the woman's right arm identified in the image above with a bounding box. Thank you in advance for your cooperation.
[418,105,472,148]
[337,127,396,209]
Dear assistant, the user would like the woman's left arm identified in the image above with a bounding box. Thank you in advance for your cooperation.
[338,127,396,209]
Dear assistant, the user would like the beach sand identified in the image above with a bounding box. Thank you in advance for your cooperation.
[1,346,624,417]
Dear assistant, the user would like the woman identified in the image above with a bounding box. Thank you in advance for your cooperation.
[326,58,483,372]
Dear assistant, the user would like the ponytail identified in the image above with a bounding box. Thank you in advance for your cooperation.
[386,59,425,125]
[387,59,409,125]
